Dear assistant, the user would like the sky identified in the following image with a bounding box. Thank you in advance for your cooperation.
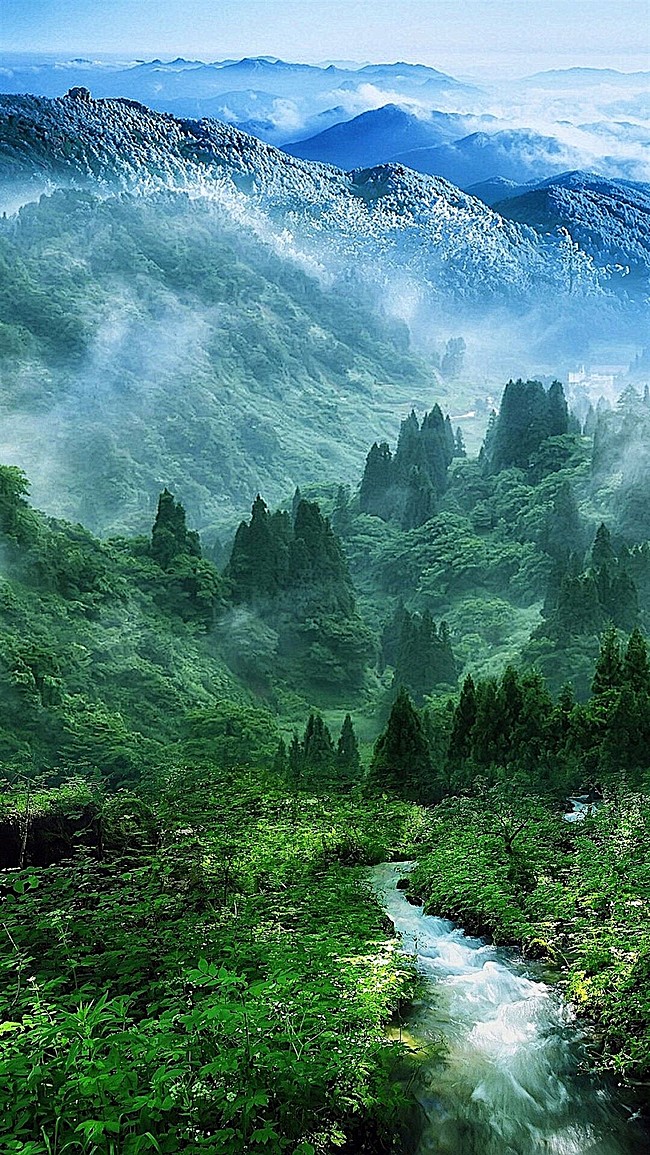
[2,0,649,76]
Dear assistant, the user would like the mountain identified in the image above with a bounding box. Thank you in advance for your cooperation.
[523,67,650,88]
[0,91,579,304]
[0,54,480,145]
[283,104,491,169]
[466,176,529,206]
[0,93,644,535]
[495,171,650,288]
[391,128,585,188]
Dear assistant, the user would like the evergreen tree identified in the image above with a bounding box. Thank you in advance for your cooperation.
[623,628,650,693]
[444,414,456,461]
[359,442,393,518]
[470,678,502,768]
[454,427,467,458]
[151,488,201,569]
[487,379,569,473]
[402,469,436,530]
[542,482,583,562]
[547,380,569,438]
[448,674,477,768]
[392,610,457,704]
[337,714,361,780]
[290,500,353,613]
[592,626,623,697]
[420,405,453,492]
[441,336,466,379]
[226,495,290,602]
[302,713,335,771]
[367,688,434,802]
[591,523,615,570]
[380,604,409,670]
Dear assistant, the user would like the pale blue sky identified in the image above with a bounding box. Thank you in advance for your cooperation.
[2,0,649,75]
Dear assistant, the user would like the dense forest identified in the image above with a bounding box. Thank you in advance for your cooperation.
[2,374,650,1152]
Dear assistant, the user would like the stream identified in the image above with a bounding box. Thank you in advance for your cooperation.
[371,862,649,1155]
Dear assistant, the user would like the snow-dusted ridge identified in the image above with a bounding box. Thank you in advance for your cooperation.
[2,90,637,311]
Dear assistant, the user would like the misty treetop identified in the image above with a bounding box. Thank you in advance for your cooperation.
[359,404,456,529]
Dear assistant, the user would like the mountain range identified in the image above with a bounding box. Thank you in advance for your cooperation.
[1,54,647,177]
[0,91,647,536]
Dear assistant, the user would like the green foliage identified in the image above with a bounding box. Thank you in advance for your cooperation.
[358,406,453,529]
[409,790,650,1079]
[0,189,433,537]
[0,769,423,1153]
[367,689,436,803]
[485,378,570,474]
[226,495,371,693]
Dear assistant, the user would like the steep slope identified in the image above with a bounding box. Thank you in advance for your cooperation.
[496,171,650,288]
[0,187,436,536]
[0,91,617,311]
[0,94,644,536]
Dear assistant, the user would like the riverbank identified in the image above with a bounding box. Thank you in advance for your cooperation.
[406,790,650,1087]
[373,861,650,1154]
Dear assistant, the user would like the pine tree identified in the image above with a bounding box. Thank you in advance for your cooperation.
[487,379,569,474]
[394,411,421,482]
[623,628,650,693]
[367,688,434,801]
[337,714,361,781]
[359,442,393,518]
[401,469,436,530]
[226,494,290,602]
[420,405,452,491]
[454,427,467,457]
[151,488,201,569]
[448,674,477,766]
[591,523,615,571]
[592,625,623,696]
[441,336,466,379]
[547,380,569,438]
[380,604,409,669]
[302,713,335,771]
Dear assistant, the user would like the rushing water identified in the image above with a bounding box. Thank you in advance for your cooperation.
[371,862,649,1155]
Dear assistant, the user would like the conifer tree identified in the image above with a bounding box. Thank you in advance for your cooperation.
[592,625,623,696]
[394,411,421,482]
[402,469,436,530]
[448,674,477,767]
[547,380,569,437]
[226,495,290,601]
[591,523,615,571]
[302,713,335,771]
[337,713,361,780]
[151,488,201,569]
[359,442,393,517]
[367,688,434,801]
[623,628,650,693]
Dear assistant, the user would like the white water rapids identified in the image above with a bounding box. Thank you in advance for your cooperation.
[370,862,648,1155]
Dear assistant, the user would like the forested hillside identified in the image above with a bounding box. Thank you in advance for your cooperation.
[2,368,650,1149]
